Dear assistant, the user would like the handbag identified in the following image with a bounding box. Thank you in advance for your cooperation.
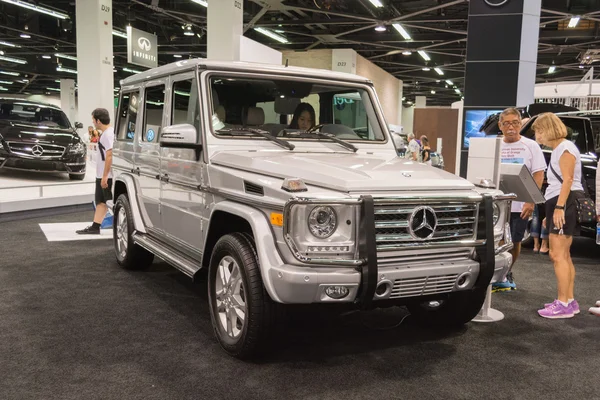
[548,162,596,224]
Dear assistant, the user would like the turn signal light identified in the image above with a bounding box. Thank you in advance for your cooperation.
[282,178,307,192]
[270,212,284,226]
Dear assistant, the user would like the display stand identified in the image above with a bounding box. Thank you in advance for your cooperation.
[472,285,504,323]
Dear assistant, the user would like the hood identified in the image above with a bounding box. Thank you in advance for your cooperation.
[211,151,473,192]
[0,121,79,147]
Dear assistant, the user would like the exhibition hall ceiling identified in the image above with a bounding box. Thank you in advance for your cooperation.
[0,0,599,105]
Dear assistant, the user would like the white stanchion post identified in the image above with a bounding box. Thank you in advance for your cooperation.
[472,284,504,323]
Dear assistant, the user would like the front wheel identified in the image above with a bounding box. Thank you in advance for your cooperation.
[113,194,154,270]
[407,287,488,328]
[208,233,275,359]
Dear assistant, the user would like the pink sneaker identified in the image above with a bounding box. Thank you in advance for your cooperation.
[538,300,574,319]
[544,299,580,314]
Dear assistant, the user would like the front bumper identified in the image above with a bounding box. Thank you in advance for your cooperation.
[0,154,86,174]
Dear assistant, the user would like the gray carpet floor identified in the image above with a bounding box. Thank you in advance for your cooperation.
[1,211,599,400]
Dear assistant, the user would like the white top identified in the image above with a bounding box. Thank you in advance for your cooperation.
[501,136,546,212]
[545,140,583,200]
[96,126,114,179]
[406,139,420,161]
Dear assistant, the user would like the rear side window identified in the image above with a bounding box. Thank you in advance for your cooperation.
[172,78,199,126]
[116,91,140,142]
[143,85,166,143]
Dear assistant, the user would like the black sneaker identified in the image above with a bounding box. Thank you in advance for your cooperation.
[76,226,100,235]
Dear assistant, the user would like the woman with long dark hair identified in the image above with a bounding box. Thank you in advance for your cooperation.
[289,102,316,131]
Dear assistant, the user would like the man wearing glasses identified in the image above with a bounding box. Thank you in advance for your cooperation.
[493,108,546,292]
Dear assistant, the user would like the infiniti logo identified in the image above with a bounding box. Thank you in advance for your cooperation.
[138,37,152,52]
[408,206,437,240]
[31,144,44,157]
[484,0,509,6]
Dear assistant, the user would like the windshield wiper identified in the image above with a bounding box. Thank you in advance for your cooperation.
[286,125,358,153]
[216,127,295,151]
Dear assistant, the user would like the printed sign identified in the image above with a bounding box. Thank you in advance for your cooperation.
[127,27,158,68]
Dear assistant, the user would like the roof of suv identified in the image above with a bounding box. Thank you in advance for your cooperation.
[120,59,373,86]
[0,97,62,111]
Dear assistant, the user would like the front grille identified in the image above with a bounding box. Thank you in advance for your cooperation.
[378,248,473,267]
[7,142,65,159]
[374,203,478,249]
[389,274,458,299]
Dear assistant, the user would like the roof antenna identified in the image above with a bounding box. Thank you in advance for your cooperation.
[285,58,289,67]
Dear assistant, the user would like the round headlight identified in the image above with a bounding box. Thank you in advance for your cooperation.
[492,203,500,226]
[308,206,338,238]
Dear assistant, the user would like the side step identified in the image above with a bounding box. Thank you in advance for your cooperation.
[132,233,202,279]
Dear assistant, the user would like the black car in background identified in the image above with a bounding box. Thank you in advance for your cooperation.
[0,98,86,180]
[480,107,598,239]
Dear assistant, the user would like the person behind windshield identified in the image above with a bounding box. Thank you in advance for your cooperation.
[289,102,316,131]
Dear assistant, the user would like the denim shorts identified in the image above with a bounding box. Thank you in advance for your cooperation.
[510,212,529,243]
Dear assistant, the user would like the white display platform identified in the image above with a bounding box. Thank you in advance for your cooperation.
[0,161,96,214]
[39,222,112,242]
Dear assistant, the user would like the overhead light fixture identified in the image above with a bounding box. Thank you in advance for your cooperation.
[368,0,384,7]
[254,27,289,44]
[401,97,406,101]
[54,53,77,61]
[112,30,128,39]
[0,55,27,64]
[184,30,195,36]
[20,33,31,39]
[418,50,430,61]
[402,50,412,55]
[434,67,444,75]
[375,25,386,32]
[0,80,12,85]
[548,65,556,73]
[175,90,191,97]
[191,0,208,6]
[0,87,9,91]
[56,66,77,74]
[123,67,142,74]
[0,40,20,48]
[0,70,19,76]
[46,87,61,92]
[422,67,430,71]
[568,16,580,28]
[454,88,461,94]
[173,54,182,58]
[392,24,411,40]
[579,65,585,69]
[0,0,69,20]
[436,80,441,83]
[42,55,51,59]
[430,90,436,94]
[147,100,164,106]
[445,79,453,85]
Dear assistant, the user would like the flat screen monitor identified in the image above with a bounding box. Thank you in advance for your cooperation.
[463,109,502,149]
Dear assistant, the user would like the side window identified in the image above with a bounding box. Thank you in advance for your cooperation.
[143,85,165,143]
[172,78,199,126]
[116,90,140,142]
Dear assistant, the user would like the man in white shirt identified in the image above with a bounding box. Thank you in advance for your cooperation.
[493,108,546,292]
[77,108,114,235]
[405,133,421,161]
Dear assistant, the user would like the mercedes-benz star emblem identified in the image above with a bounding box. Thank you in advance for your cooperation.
[31,145,44,157]
[138,37,152,52]
[484,0,509,6]
[408,206,437,240]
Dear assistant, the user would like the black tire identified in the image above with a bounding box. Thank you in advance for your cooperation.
[113,194,154,270]
[69,173,85,180]
[208,233,276,359]
[407,287,488,328]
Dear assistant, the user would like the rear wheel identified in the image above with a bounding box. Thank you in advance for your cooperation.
[407,287,488,328]
[113,194,154,270]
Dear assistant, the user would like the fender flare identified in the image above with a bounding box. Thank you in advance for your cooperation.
[209,201,285,303]
[114,174,147,234]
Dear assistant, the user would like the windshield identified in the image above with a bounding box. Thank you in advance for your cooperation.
[209,75,385,142]
[0,100,71,129]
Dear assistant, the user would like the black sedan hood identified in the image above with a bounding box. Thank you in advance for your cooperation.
[0,121,80,147]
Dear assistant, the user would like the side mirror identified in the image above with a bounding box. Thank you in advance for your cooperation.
[75,122,84,129]
[159,124,203,161]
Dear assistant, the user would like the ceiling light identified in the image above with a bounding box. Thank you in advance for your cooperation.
[430,90,436,94]
[19,33,31,39]
[375,25,386,32]
[579,65,584,69]
[184,31,195,36]
[175,90,190,97]
[0,87,9,91]
[46,87,61,92]
[418,50,430,61]
[56,66,77,74]
[0,55,27,64]
[445,79,453,85]
[54,53,77,61]
[254,27,289,44]
[0,0,69,19]
[392,24,411,40]
[0,70,18,76]
[173,54,182,58]
[402,51,412,55]
[454,88,461,94]
[123,67,142,74]
[368,0,383,6]
[42,55,51,59]
[0,40,20,48]
[0,80,12,85]
[112,30,128,39]
[422,67,430,71]
[568,16,580,28]
[548,65,556,73]
[402,97,406,101]
[191,0,208,6]
[434,67,444,75]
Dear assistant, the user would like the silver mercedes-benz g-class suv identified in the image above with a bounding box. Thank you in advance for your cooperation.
[111,59,514,359]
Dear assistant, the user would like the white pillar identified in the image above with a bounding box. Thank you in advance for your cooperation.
[332,49,357,74]
[415,96,427,108]
[60,79,77,129]
[76,0,114,129]
[207,0,243,61]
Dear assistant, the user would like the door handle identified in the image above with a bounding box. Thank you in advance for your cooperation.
[156,174,169,182]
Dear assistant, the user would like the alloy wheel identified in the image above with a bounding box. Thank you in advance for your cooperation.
[116,207,128,259]
[215,256,246,339]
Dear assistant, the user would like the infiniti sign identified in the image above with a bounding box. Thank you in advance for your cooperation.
[127,27,158,68]
[138,37,152,52]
